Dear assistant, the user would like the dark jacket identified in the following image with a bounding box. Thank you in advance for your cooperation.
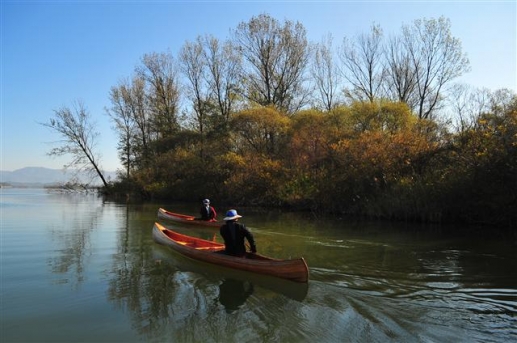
[199,205,217,221]
[219,221,257,257]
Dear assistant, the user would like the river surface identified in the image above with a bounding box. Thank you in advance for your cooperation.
[1,188,516,342]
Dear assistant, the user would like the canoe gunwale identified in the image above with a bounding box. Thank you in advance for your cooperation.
[157,208,222,227]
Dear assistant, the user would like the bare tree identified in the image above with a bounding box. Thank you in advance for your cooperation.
[41,100,108,187]
[384,34,418,110]
[179,37,210,133]
[136,52,181,137]
[107,78,139,178]
[339,23,385,103]
[402,17,470,119]
[233,13,310,113]
[179,35,242,133]
[448,84,492,132]
[112,76,152,169]
[203,35,242,124]
[311,34,342,111]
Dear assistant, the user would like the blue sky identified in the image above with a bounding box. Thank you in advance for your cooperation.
[2,0,516,172]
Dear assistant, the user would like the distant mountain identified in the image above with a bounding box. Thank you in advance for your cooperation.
[0,167,117,186]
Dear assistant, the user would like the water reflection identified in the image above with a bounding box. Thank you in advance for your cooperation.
[218,279,254,313]
[46,192,105,288]
[6,189,512,343]
[152,245,309,302]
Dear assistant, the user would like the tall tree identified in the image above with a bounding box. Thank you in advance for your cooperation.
[401,17,470,119]
[203,35,242,126]
[179,35,242,134]
[136,52,181,137]
[107,78,140,178]
[111,76,152,169]
[233,13,310,113]
[311,34,342,111]
[179,38,210,133]
[384,34,418,110]
[339,23,385,103]
[41,101,108,187]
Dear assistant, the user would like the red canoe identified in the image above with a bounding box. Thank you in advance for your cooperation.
[152,222,309,283]
[157,208,222,227]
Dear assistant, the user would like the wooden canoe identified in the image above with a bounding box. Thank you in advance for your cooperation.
[152,222,309,283]
[157,208,222,227]
[152,245,309,301]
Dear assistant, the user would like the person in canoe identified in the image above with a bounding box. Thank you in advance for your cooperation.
[220,209,257,257]
[198,198,217,221]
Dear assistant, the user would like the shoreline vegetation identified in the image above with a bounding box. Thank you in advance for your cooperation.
[99,99,516,230]
[41,14,516,230]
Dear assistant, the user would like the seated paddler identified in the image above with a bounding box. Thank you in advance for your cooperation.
[199,198,217,221]
[219,209,257,257]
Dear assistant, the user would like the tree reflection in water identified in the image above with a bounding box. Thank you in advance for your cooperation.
[46,192,104,289]
[218,278,254,313]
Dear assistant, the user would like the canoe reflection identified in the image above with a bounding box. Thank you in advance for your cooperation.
[218,279,254,313]
[152,246,308,302]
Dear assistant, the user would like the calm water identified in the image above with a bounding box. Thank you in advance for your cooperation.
[1,188,516,342]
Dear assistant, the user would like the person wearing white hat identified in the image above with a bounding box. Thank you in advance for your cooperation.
[198,199,217,221]
[220,209,257,257]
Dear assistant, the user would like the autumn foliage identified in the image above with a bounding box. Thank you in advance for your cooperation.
[109,97,516,229]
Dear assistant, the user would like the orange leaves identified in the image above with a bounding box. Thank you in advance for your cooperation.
[457,107,517,169]
[288,110,330,169]
[347,101,414,133]
[231,106,290,156]
[330,120,432,175]
[223,153,287,205]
